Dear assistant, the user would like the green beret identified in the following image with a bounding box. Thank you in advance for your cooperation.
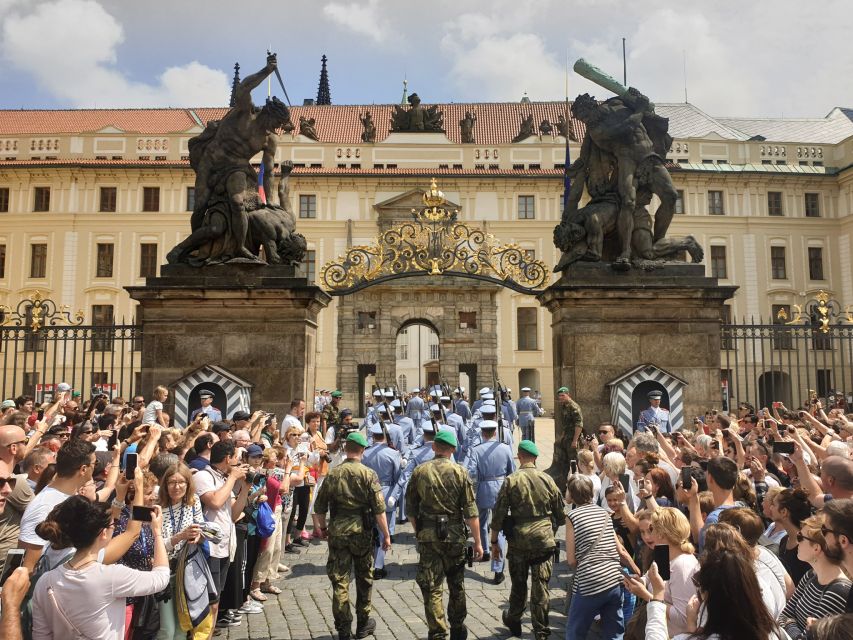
[433,430,458,449]
[346,431,368,448]
[331,390,343,398]
[557,386,569,394]
[518,440,539,457]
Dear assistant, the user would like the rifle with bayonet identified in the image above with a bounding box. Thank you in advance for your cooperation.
[493,374,505,445]
[375,383,395,450]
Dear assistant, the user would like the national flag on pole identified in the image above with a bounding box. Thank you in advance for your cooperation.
[257,163,267,205]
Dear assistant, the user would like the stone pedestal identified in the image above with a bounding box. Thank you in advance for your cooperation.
[538,263,736,438]
[127,264,330,420]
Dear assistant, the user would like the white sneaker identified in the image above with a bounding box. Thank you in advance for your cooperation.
[238,601,264,614]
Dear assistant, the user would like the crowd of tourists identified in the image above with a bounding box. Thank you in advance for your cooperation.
[0,384,851,640]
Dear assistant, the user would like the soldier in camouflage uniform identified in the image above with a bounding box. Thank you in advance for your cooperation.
[406,429,483,640]
[314,431,391,640]
[321,389,343,434]
[492,439,565,640]
[545,386,584,493]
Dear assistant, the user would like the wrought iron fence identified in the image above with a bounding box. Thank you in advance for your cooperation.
[0,324,143,402]
[721,321,853,412]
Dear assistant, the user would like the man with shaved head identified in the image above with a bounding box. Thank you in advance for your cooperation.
[0,425,28,475]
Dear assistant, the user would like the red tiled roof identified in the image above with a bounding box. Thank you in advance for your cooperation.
[0,103,584,144]
[0,109,203,135]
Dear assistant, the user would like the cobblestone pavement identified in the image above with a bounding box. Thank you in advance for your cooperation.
[221,420,581,640]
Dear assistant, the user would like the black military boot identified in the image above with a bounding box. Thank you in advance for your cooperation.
[449,625,468,640]
[355,617,376,638]
[502,611,522,637]
[338,630,352,640]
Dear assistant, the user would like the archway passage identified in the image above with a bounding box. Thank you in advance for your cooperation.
[395,321,440,391]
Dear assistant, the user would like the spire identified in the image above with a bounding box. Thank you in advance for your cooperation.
[400,77,408,105]
[316,54,331,105]
[229,63,240,108]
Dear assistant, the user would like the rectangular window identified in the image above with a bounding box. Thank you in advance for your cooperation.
[96,243,114,278]
[517,307,538,351]
[299,194,317,219]
[0,187,9,212]
[518,195,535,219]
[675,189,685,214]
[805,193,820,217]
[0,244,4,278]
[186,187,195,212]
[357,311,376,330]
[459,311,477,329]
[398,342,408,360]
[816,369,832,396]
[430,343,440,360]
[808,247,825,280]
[30,243,47,278]
[91,304,114,351]
[33,187,50,212]
[142,187,160,212]
[708,190,724,215]
[767,191,783,216]
[770,246,787,280]
[771,304,793,350]
[99,187,117,212]
[710,246,727,279]
[139,243,158,278]
[299,249,316,283]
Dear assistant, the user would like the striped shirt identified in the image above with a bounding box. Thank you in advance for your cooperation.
[567,503,623,596]
[779,569,851,638]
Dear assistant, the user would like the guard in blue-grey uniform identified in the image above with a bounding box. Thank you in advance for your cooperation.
[471,387,491,415]
[413,404,450,447]
[365,389,384,426]
[465,419,515,584]
[479,401,514,448]
[406,388,426,432]
[452,388,472,422]
[516,387,539,442]
[636,389,672,433]
[440,396,467,460]
[391,399,416,523]
[189,389,222,422]
[369,405,405,452]
[361,423,402,578]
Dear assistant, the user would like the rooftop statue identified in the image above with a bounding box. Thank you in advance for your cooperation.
[539,119,553,136]
[459,110,476,143]
[299,115,319,141]
[555,114,576,141]
[360,111,377,143]
[512,113,536,142]
[552,59,703,272]
[390,93,444,132]
[165,54,305,267]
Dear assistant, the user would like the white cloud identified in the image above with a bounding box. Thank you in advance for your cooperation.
[0,0,229,107]
[322,0,392,44]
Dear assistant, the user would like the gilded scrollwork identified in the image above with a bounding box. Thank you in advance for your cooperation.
[0,291,85,331]
[320,179,549,295]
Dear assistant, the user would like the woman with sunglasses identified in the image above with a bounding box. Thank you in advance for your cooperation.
[31,495,169,639]
[774,488,813,585]
[779,514,851,639]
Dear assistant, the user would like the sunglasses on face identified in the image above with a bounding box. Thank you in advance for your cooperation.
[820,524,842,538]
[796,532,818,544]
[0,476,17,490]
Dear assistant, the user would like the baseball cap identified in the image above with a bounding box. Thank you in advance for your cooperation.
[246,444,264,457]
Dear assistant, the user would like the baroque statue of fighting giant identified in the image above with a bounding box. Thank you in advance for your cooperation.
[553,59,703,272]
[166,53,306,267]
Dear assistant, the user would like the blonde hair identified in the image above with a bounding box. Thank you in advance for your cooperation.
[602,451,626,477]
[262,447,278,463]
[153,385,168,400]
[577,449,594,472]
[764,485,784,506]
[651,507,695,554]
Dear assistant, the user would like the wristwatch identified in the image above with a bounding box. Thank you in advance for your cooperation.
[111,499,126,509]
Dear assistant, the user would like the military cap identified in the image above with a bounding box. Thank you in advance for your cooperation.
[557,386,569,394]
[331,390,343,398]
[372,389,382,397]
[421,422,436,434]
[439,395,451,402]
[648,390,663,399]
[482,392,494,400]
[346,431,368,447]
[412,387,420,393]
[199,390,214,399]
[481,404,497,414]
[479,420,498,431]
[377,405,390,414]
[429,404,441,413]
[369,423,384,435]
[521,387,531,392]
[433,430,457,448]
[390,399,401,409]
[479,387,490,396]
[384,390,395,398]
[518,440,539,457]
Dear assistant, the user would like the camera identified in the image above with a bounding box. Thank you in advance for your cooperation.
[583,434,594,442]
[246,470,266,485]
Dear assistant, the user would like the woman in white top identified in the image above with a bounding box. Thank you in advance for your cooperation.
[142,385,170,428]
[31,495,169,640]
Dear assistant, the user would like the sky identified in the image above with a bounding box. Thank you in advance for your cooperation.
[1,0,852,118]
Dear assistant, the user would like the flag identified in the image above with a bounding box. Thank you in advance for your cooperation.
[257,163,267,205]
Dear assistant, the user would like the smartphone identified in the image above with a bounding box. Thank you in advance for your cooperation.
[0,549,24,586]
[131,505,154,522]
[618,473,631,493]
[107,429,118,449]
[773,441,795,455]
[772,402,782,409]
[681,467,694,491]
[37,408,45,421]
[569,460,578,475]
[653,545,671,581]
[296,442,310,455]
[125,452,138,480]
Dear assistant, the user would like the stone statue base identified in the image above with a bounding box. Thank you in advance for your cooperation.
[538,262,736,460]
[127,264,330,419]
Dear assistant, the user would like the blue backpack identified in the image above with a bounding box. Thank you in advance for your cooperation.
[255,501,276,538]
